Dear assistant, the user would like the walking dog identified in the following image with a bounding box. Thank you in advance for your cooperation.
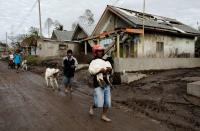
[45,68,60,90]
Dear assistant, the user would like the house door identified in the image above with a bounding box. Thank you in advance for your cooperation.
[123,43,131,58]
[156,42,164,57]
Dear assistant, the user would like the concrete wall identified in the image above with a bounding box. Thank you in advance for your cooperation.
[114,58,200,72]
[36,40,80,58]
[37,41,59,58]
[137,33,195,58]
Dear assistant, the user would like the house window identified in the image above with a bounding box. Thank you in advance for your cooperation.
[100,38,113,47]
[156,42,164,57]
[156,42,164,52]
[59,44,67,50]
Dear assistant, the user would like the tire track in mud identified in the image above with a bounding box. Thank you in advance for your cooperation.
[115,98,200,131]
[113,69,200,131]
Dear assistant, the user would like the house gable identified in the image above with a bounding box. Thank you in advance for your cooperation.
[72,25,88,40]
[92,6,133,36]
[51,31,58,40]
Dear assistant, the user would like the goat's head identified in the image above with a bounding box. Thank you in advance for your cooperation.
[52,69,60,77]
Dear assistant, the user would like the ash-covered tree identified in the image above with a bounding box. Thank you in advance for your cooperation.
[28,26,39,37]
[79,9,94,25]
[20,26,39,55]
[44,18,54,37]
[44,18,64,38]
[71,9,95,30]
[71,22,77,31]
[54,20,64,31]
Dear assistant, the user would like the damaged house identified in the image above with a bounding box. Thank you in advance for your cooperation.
[84,5,200,72]
[36,30,79,58]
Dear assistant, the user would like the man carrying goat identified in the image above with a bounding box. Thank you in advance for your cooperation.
[88,44,113,122]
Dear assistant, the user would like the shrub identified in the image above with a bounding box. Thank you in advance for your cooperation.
[24,55,42,66]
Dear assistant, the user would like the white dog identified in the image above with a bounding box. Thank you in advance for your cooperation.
[45,68,60,90]
[89,59,112,87]
[21,60,28,71]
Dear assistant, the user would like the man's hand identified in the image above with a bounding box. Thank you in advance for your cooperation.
[106,67,112,72]
[71,65,75,68]
[99,68,106,74]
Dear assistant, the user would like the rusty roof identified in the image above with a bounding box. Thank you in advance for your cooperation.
[97,5,200,36]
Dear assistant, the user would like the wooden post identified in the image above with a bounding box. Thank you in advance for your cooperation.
[117,34,120,58]
[142,0,146,57]
[84,41,87,55]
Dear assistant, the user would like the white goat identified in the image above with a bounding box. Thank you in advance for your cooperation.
[21,60,28,71]
[89,59,112,87]
[45,68,60,90]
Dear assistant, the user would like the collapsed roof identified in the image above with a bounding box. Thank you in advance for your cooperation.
[93,5,200,36]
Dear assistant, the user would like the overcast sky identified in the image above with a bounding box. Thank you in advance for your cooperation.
[0,0,200,42]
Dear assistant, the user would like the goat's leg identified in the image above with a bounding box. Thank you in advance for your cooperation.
[45,77,49,87]
[54,79,59,89]
[97,73,105,87]
[50,78,55,90]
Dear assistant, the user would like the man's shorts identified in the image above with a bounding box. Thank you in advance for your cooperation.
[93,85,111,108]
[15,63,20,68]
[63,76,73,86]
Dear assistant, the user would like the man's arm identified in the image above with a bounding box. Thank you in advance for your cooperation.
[74,58,78,67]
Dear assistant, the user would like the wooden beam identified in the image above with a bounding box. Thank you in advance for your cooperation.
[83,28,144,42]
[84,41,87,55]
[116,34,120,58]
[83,30,120,41]
[124,28,143,34]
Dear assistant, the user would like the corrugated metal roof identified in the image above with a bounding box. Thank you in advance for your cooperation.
[109,5,200,35]
[78,23,95,36]
[52,30,74,41]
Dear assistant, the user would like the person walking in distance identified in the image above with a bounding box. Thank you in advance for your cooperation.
[13,50,22,73]
[8,52,14,69]
[89,44,112,122]
[63,49,78,93]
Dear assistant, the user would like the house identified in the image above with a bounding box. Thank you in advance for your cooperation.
[84,5,200,72]
[71,23,95,55]
[36,30,79,58]
[36,38,79,58]
[0,43,8,58]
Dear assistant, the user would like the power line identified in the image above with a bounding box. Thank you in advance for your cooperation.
[13,0,38,34]
[113,0,123,6]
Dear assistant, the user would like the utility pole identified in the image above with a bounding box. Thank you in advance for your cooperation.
[38,0,42,37]
[48,21,50,37]
[142,0,145,57]
[6,32,8,45]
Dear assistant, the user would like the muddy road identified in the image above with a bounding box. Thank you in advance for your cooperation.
[112,68,200,131]
[0,61,168,131]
